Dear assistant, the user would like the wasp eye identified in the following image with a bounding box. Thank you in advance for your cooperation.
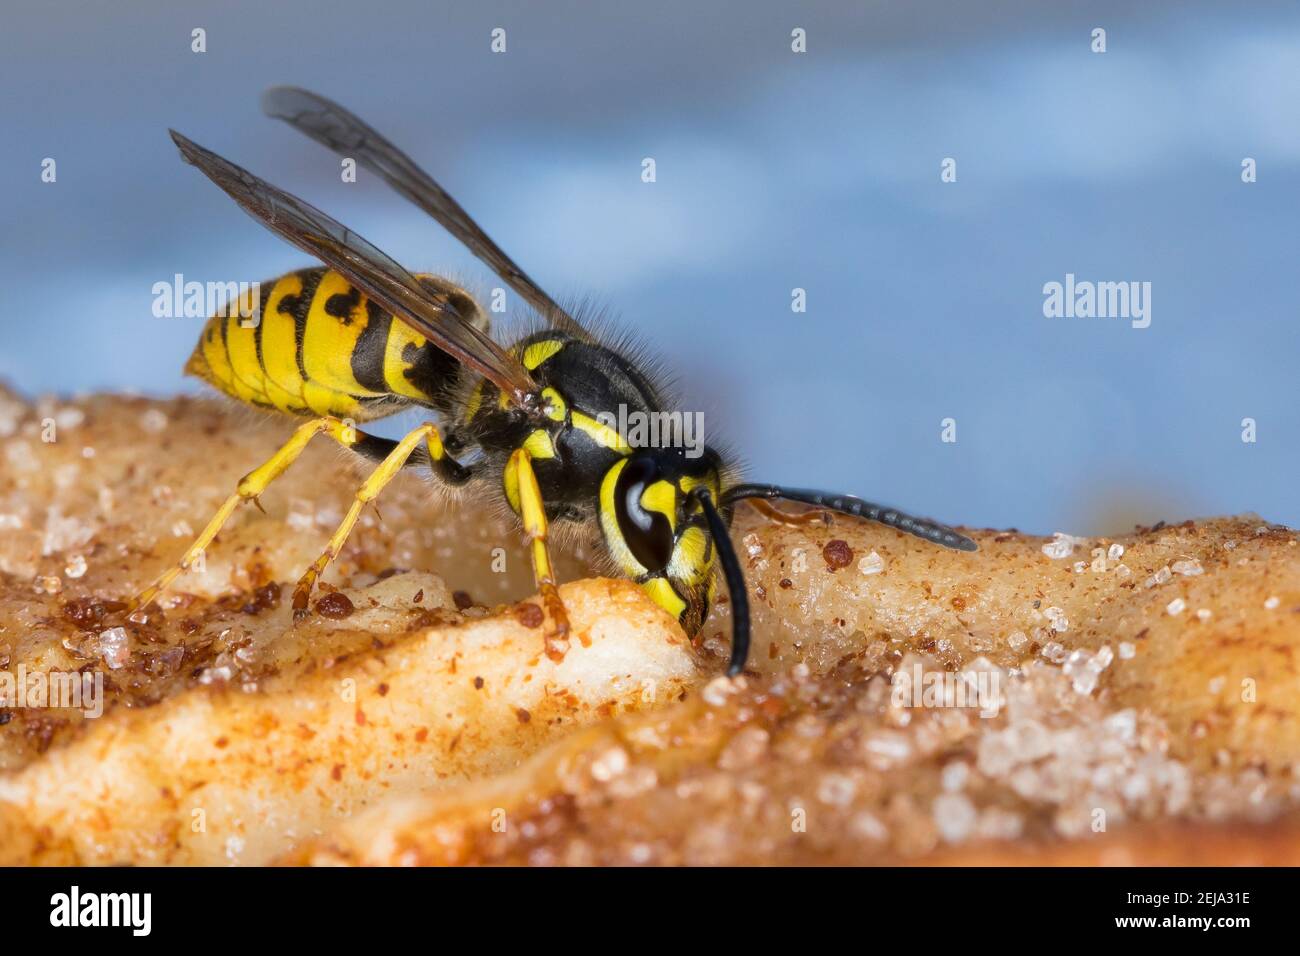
[614,457,675,572]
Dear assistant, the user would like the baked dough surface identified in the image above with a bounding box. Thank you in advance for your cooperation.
[1,390,1296,864]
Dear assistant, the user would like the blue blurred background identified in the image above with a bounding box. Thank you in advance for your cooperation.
[2,0,1296,534]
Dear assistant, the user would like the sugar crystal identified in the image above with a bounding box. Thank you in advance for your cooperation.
[932,793,977,843]
[857,550,885,575]
[1041,641,1067,664]
[1042,532,1085,559]
[92,627,130,669]
[64,554,87,578]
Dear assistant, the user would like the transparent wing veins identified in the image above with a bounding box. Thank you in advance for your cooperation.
[262,85,588,339]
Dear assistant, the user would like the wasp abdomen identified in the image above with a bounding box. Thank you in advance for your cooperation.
[186,267,482,421]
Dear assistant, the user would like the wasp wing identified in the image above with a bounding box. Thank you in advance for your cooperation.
[169,130,539,408]
[262,85,588,339]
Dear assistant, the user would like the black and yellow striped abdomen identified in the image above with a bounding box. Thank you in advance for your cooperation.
[186,267,485,421]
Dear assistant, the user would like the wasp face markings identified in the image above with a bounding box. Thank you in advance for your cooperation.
[137,87,977,676]
[594,446,725,643]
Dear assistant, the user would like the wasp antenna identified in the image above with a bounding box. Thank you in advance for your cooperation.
[721,483,978,552]
[691,488,750,677]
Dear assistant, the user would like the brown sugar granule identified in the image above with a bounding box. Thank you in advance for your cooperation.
[315,592,355,619]
[516,603,544,628]
[822,539,854,570]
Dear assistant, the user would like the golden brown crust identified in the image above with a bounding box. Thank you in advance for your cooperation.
[279,513,1300,865]
[0,574,694,865]
[2,389,1298,865]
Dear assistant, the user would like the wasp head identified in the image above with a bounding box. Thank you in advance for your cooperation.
[598,446,728,640]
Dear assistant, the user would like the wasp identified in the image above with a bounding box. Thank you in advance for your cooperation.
[132,87,977,675]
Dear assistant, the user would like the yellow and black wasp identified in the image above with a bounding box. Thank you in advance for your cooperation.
[133,87,977,675]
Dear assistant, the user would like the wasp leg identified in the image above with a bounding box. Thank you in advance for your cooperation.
[131,416,363,611]
[291,422,448,619]
[507,448,571,662]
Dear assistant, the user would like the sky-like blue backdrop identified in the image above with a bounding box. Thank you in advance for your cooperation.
[2,0,1296,534]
